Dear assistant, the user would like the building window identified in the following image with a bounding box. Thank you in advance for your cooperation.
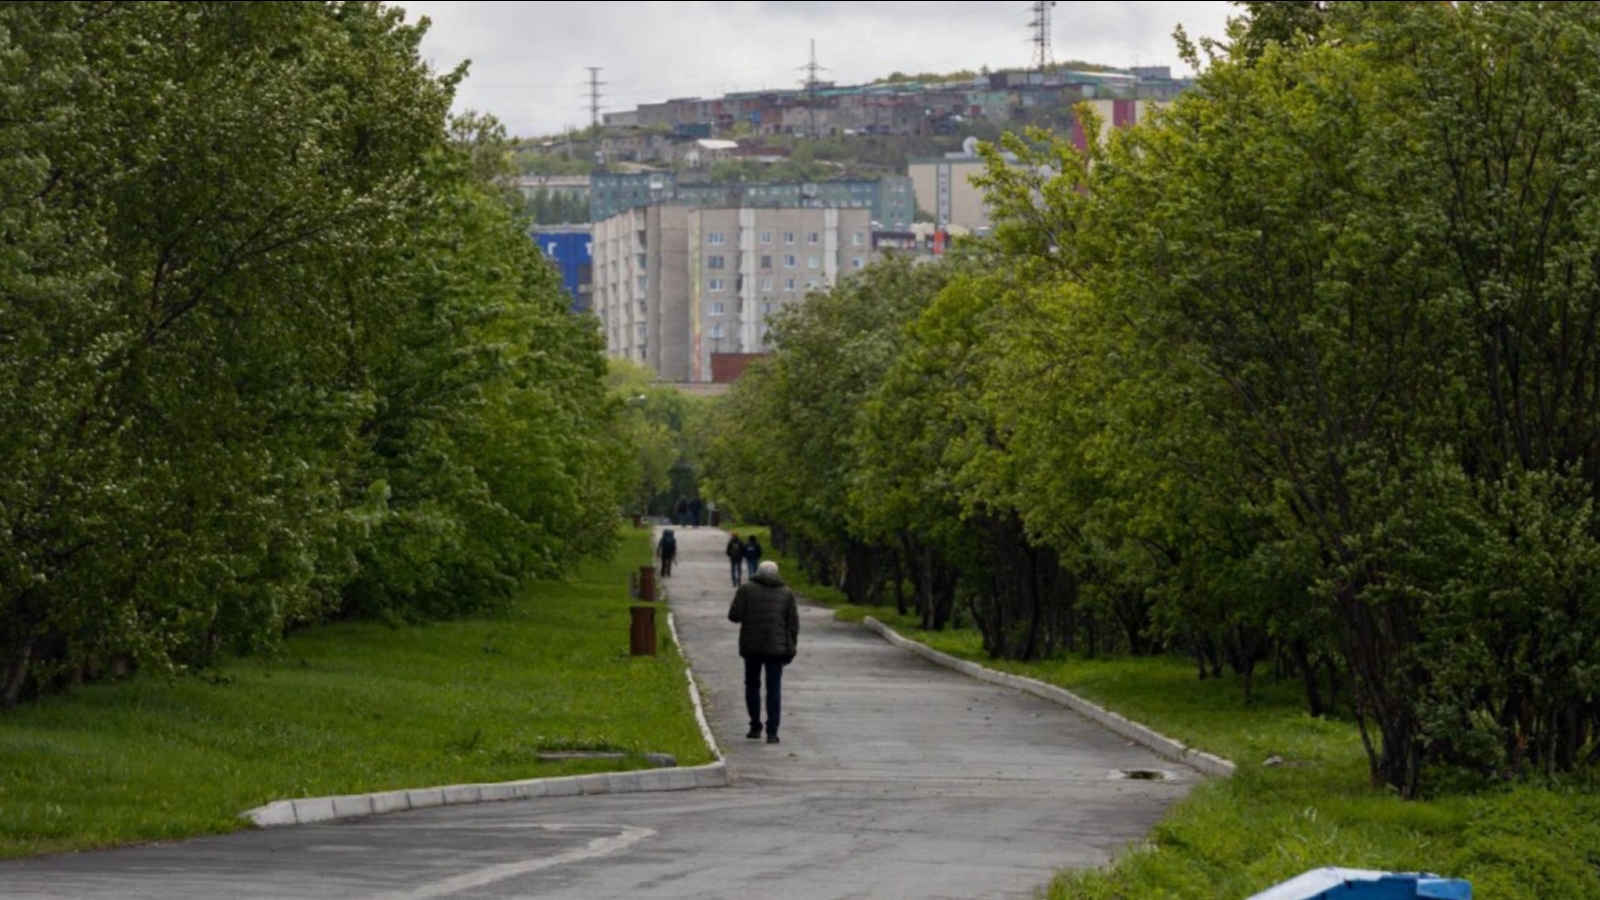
[852,232,864,246]
[763,302,774,315]
[783,232,796,244]
[761,231,773,244]
[711,302,725,315]
[807,256,819,269]
[807,232,820,244]
[852,258,865,269]
[708,232,726,245]
[637,275,647,291]
[636,323,647,338]
[784,254,797,268]
[711,324,725,339]
[760,255,773,269]
[707,255,726,269]
[786,278,797,291]
[761,278,774,293]
[709,278,726,293]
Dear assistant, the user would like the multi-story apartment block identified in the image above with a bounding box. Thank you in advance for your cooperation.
[593,205,873,383]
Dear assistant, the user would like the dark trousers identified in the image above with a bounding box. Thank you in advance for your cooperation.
[660,555,673,578]
[743,655,787,735]
[729,558,742,586]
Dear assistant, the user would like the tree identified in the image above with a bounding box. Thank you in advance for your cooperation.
[981,1,1600,793]
[0,1,626,704]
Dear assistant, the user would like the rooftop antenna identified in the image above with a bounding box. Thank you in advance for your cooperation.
[1030,2,1057,73]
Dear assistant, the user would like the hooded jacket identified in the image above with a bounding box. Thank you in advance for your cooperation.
[728,570,799,660]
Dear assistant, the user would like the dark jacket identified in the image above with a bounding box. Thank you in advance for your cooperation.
[728,571,799,660]
[726,536,745,560]
[743,537,763,564]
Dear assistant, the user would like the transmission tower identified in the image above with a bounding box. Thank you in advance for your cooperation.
[799,40,828,137]
[1030,1,1057,73]
[586,67,605,134]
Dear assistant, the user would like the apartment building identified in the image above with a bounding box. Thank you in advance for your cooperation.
[593,205,873,383]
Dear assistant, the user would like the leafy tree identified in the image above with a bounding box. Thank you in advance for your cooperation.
[981,1,1600,793]
[0,1,626,704]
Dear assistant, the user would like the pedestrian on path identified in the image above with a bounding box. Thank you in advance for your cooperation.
[728,560,799,744]
[742,534,763,581]
[657,529,677,579]
[725,532,746,587]
[689,498,704,528]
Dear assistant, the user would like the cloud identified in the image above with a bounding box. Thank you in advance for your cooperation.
[393,1,1236,137]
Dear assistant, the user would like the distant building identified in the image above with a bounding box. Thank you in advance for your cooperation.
[532,228,594,313]
[591,171,678,222]
[909,151,996,236]
[591,172,913,231]
[593,205,873,382]
[597,67,1195,139]
[911,98,1172,233]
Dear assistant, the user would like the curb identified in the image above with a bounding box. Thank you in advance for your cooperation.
[863,618,1237,779]
[241,601,730,829]
[668,611,725,764]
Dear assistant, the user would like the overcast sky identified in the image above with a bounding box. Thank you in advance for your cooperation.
[391,1,1239,138]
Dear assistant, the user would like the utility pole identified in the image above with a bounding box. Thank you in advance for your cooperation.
[1030,2,1057,73]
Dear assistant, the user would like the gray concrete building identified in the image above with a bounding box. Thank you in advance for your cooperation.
[593,205,873,382]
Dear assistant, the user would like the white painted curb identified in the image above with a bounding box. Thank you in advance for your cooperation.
[242,599,730,829]
[863,617,1237,778]
[668,611,725,764]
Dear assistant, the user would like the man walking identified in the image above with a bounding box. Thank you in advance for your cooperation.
[656,529,677,579]
[725,532,746,587]
[728,560,799,744]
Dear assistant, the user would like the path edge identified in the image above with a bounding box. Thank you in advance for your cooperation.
[863,617,1236,779]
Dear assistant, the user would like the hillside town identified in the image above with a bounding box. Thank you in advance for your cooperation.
[528,63,1195,387]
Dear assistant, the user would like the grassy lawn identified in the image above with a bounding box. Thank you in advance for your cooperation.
[739,525,1600,900]
[0,526,710,860]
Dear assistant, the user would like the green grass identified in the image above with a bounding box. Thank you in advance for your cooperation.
[744,528,1600,900]
[0,527,710,860]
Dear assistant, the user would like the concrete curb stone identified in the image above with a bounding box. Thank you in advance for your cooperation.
[862,617,1238,779]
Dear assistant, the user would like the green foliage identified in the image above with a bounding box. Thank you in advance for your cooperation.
[607,360,713,515]
[0,1,627,705]
[523,188,590,226]
[716,0,1600,799]
[0,530,709,858]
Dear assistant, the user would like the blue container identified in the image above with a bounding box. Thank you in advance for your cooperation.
[1246,869,1471,900]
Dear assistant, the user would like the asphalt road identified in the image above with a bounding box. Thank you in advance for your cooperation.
[0,527,1193,900]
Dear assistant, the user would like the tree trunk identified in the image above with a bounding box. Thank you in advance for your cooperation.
[2,641,33,709]
[1292,639,1326,718]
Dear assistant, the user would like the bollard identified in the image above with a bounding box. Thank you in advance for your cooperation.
[629,605,657,657]
[639,566,657,603]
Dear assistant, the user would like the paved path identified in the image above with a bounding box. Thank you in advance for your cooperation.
[0,528,1191,900]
